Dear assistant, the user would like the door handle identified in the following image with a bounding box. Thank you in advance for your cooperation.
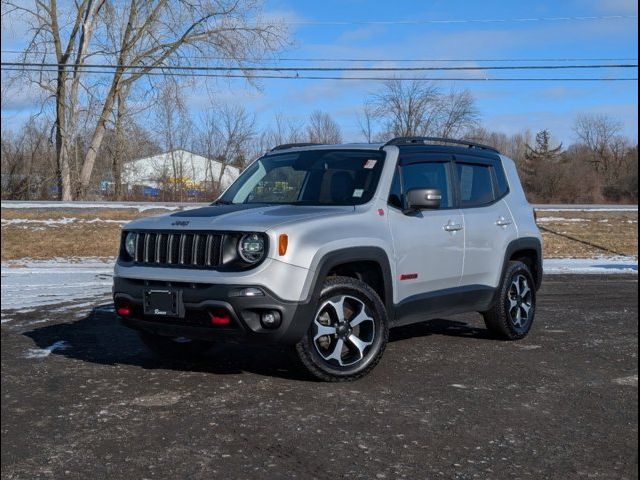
[444,223,463,232]
[496,217,512,227]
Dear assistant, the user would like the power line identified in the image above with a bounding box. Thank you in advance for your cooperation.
[2,66,637,82]
[1,50,637,64]
[275,14,638,25]
[2,61,637,72]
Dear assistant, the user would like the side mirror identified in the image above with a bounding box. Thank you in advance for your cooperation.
[405,188,442,212]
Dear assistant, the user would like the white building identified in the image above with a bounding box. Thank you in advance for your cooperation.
[123,149,240,190]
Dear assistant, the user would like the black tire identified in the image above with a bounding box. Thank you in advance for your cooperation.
[295,276,389,382]
[138,331,213,359]
[483,261,537,340]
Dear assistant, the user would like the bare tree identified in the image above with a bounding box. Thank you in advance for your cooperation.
[153,81,193,201]
[365,80,480,140]
[1,117,57,199]
[76,0,286,199]
[199,103,256,191]
[6,0,287,199]
[256,113,304,153]
[3,0,106,199]
[307,110,342,144]
[356,104,376,143]
[368,79,440,137]
[573,113,623,171]
[436,89,480,138]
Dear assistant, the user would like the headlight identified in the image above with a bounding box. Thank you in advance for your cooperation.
[124,232,137,258]
[238,233,265,264]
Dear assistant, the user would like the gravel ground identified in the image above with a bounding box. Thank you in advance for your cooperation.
[1,275,638,479]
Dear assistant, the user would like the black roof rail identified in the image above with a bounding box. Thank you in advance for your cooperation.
[382,136,499,153]
[270,142,325,151]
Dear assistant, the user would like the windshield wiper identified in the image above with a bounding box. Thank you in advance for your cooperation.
[212,199,233,205]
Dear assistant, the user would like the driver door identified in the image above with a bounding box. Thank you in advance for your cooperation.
[388,154,464,306]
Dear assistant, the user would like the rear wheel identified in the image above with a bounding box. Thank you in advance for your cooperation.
[138,331,213,359]
[483,261,536,340]
[295,276,389,382]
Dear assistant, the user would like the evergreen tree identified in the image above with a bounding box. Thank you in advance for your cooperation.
[524,130,563,175]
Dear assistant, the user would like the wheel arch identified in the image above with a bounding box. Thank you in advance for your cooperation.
[502,237,543,291]
[304,247,394,315]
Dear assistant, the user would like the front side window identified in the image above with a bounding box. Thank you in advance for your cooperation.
[399,162,453,209]
[456,163,495,207]
[220,150,385,206]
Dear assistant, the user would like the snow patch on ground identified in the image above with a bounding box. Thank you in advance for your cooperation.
[544,257,638,275]
[536,217,590,223]
[2,217,130,227]
[0,256,636,321]
[537,208,638,212]
[1,202,187,212]
[1,258,114,312]
[612,375,638,387]
[24,340,70,358]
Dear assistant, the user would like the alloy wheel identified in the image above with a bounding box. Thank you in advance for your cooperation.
[508,274,533,328]
[312,295,376,367]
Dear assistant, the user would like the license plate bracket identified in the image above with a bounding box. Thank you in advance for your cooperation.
[143,289,183,317]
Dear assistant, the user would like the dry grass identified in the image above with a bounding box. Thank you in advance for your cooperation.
[0,207,172,261]
[537,211,638,258]
[1,206,637,261]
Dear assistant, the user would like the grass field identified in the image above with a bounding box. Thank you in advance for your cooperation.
[1,206,637,261]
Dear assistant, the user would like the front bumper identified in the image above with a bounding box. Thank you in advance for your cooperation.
[113,277,315,345]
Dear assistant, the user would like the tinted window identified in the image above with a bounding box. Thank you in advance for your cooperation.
[494,161,509,197]
[388,169,402,209]
[401,162,453,209]
[456,163,495,207]
[246,165,306,203]
[221,150,385,206]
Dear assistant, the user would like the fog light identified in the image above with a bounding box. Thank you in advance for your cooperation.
[229,287,265,297]
[117,306,131,316]
[260,310,281,329]
[210,310,232,326]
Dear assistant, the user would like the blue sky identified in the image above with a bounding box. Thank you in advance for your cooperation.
[1,0,638,144]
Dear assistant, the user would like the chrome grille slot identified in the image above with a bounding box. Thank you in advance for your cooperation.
[194,234,207,266]
[144,233,156,263]
[135,233,145,262]
[129,231,223,269]
[180,234,194,265]
[169,234,180,264]
[206,234,221,266]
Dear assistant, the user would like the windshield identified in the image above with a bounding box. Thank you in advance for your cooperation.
[218,149,386,206]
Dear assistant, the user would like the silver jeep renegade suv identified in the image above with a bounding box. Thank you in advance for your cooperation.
[114,137,543,381]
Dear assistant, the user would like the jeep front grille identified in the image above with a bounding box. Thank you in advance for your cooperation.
[131,232,222,268]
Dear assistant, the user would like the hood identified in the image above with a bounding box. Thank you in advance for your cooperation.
[123,203,356,232]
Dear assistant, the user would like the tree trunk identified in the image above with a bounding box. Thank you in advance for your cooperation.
[113,89,126,200]
[55,69,73,201]
[76,78,119,199]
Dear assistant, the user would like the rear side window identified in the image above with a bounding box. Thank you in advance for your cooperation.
[401,162,453,209]
[494,160,510,197]
[456,163,495,208]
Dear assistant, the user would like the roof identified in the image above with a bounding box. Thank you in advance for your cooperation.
[123,149,241,189]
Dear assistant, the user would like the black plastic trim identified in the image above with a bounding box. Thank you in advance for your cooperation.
[384,136,499,153]
[270,142,325,151]
[113,277,314,345]
[393,285,496,327]
[304,247,394,315]
[500,237,544,291]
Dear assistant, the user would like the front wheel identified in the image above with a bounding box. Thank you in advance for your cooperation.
[295,276,389,382]
[483,261,537,340]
